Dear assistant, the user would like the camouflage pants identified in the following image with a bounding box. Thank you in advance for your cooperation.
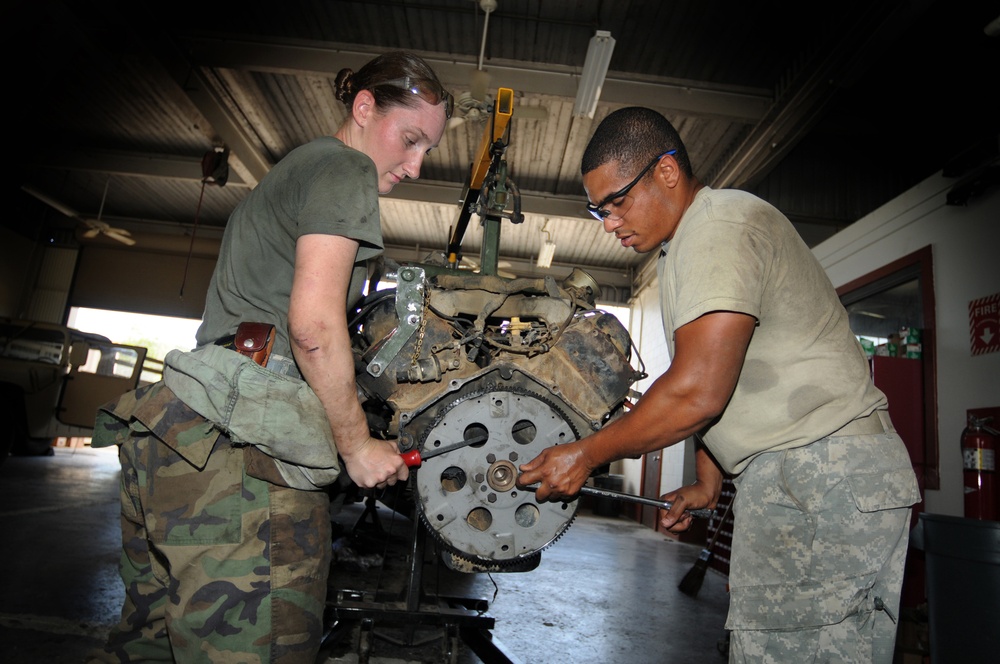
[88,434,332,663]
[727,431,919,663]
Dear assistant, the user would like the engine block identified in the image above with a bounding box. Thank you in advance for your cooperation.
[350,265,644,570]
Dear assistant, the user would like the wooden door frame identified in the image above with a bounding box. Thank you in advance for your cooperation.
[836,245,939,489]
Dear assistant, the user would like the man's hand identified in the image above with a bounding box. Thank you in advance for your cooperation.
[659,481,717,532]
[660,444,723,532]
[517,441,595,502]
[340,437,409,490]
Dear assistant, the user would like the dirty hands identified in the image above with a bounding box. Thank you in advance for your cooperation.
[659,480,717,533]
[517,441,596,502]
[340,436,409,490]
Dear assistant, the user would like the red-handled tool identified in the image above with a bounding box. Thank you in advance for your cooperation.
[400,433,490,468]
[400,449,424,468]
[400,421,537,467]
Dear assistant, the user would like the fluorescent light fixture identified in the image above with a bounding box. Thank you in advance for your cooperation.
[573,30,615,119]
[536,240,557,269]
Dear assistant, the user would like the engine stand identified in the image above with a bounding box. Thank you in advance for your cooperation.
[322,497,523,664]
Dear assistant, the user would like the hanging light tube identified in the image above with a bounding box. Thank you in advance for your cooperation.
[536,240,557,269]
[536,221,556,268]
[573,30,615,119]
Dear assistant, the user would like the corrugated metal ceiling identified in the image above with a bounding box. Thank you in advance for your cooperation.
[9,0,1000,306]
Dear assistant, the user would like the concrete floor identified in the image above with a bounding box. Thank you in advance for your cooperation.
[0,446,730,664]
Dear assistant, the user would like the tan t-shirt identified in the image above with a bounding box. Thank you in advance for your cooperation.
[657,187,886,474]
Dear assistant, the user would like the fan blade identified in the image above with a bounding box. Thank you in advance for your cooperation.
[104,229,136,246]
[82,228,101,238]
[20,185,81,219]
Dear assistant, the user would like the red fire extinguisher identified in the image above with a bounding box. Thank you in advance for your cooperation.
[962,414,999,521]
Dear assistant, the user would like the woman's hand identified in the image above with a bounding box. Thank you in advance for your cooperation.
[340,437,409,489]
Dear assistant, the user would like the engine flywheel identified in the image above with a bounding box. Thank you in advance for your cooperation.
[414,387,579,567]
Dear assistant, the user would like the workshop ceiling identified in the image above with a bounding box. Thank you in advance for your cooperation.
[7,0,1000,304]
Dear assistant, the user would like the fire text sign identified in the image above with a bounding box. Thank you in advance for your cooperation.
[969,292,1000,356]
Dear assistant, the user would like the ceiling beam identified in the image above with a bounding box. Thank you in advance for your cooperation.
[32,149,594,221]
[19,182,628,290]
[179,37,773,122]
[31,148,251,187]
[87,1,271,187]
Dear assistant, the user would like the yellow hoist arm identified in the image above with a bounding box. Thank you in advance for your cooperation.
[447,88,515,265]
[468,88,514,189]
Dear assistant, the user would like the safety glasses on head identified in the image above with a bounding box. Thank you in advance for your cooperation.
[378,77,454,119]
[586,149,677,222]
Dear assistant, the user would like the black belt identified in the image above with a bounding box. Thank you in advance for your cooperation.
[214,334,239,350]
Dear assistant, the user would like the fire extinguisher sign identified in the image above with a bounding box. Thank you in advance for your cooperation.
[969,292,1000,356]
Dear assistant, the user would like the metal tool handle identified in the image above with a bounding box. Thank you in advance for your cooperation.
[523,483,715,519]
[400,433,490,467]
[400,423,532,467]
[577,485,716,519]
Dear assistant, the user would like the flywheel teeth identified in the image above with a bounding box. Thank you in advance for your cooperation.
[419,509,578,570]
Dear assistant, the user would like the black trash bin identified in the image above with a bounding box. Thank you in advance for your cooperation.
[917,513,1000,664]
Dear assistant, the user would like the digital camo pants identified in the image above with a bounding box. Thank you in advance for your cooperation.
[88,435,332,663]
[726,432,919,663]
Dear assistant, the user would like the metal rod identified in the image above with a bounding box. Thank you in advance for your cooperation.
[523,483,715,519]
[577,485,716,519]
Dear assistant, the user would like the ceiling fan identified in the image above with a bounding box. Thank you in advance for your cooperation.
[80,218,135,246]
[448,0,548,131]
[21,181,136,246]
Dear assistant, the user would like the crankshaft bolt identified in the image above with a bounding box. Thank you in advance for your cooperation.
[486,460,518,492]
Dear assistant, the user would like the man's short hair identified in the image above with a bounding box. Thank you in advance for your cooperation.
[582,107,693,178]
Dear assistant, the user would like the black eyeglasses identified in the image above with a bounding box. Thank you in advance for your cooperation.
[586,149,677,222]
[379,77,455,119]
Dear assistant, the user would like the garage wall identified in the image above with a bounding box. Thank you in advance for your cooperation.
[814,169,1000,517]
[3,226,220,324]
[0,226,41,319]
[0,226,80,324]
[70,235,220,321]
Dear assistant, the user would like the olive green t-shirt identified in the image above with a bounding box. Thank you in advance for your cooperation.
[196,136,383,358]
[657,186,886,474]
